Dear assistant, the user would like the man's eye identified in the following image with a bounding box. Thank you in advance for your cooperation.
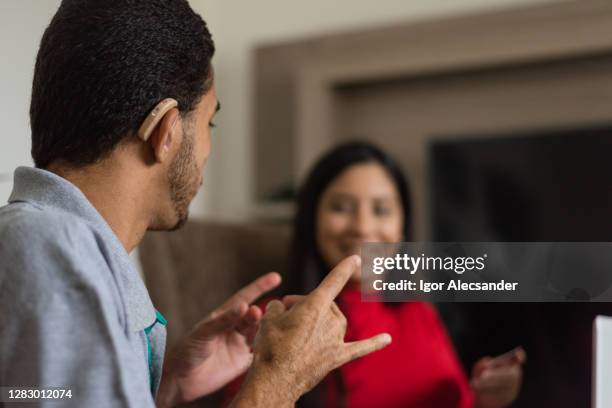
[209,121,216,128]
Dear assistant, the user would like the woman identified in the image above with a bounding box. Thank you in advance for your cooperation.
[227,141,524,407]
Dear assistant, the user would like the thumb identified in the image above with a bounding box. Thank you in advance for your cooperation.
[338,333,392,367]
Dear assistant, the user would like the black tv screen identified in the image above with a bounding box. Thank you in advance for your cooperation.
[429,125,612,407]
[430,124,612,242]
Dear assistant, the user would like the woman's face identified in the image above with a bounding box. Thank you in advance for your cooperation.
[316,162,405,282]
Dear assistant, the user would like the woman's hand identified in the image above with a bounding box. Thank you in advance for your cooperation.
[472,347,526,408]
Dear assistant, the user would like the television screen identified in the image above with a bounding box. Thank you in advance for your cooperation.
[429,124,612,407]
[431,125,612,242]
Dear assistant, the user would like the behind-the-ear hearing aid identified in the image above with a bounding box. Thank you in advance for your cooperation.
[137,98,178,141]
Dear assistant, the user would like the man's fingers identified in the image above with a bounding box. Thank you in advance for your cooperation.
[222,272,282,311]
[237,307,261,345]
[263,299,286,319]
[339,333,392,366]
[192,305,244,338]
[308,255,360,306]
[235,305,262,335]
[282,295,306,308]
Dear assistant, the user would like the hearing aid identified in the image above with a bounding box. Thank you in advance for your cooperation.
[137,98,178,141]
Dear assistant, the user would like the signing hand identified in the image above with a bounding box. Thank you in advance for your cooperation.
[231,255,392,407]
[472,347,527,408]
[157,272,281,407]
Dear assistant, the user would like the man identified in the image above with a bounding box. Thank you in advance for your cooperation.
[0,1,391,407]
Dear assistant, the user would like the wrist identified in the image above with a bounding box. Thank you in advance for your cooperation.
[231,359,298,408]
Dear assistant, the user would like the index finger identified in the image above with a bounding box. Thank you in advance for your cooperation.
[307,255,360,306]
[220,272,282,311]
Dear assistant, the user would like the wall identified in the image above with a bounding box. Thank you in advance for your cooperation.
[189,0,564,219]
[0,0,213,205]
[0,0,563,211]
[0,0,61,203]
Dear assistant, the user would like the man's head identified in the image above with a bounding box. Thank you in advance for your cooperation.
[30,0,218,230]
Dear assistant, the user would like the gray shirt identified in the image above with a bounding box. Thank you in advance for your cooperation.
[0,167,166,407]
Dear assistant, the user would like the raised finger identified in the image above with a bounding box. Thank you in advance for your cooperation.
[308,255,360,307]
[236,305,262,333]
[192,305,244,338]
[221,272,282,311]
[236,305,263,344]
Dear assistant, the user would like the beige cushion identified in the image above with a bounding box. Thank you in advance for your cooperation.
[139,219,289,406]
[140,219,290,348]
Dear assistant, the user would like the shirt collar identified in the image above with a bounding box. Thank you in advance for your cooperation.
[9,166,155,332]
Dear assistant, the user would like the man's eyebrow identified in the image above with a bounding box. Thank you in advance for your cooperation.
[215,101,221,113]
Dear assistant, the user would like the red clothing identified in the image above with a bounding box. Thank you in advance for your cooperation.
[225,289,474,408]
[332,288,474,408]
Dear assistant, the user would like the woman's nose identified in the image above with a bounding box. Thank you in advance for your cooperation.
[352,207,376,239]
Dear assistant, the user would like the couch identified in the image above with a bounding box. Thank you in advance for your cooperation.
[139,219,290,406]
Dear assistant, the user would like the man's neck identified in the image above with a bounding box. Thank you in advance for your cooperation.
[47,158,153,253]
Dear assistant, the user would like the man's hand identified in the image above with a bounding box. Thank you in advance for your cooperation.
[472,347,527,408]
[156,272,281,407]
[232,255,392,407]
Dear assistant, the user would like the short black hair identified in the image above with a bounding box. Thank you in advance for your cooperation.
[30,0,215,168]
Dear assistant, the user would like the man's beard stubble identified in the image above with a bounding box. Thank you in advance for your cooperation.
[167,129,200,231]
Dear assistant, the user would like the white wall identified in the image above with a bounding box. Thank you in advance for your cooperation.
[0,0,563,211]
[189,0,564,219]
[0,0,61,203]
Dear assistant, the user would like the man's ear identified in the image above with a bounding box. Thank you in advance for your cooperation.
[149,108,180,164]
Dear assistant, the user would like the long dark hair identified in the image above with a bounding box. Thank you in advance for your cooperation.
[286,141,412,295]
[285,141,412,408]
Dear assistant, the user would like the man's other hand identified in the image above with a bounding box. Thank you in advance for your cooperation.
[157,272,281,407]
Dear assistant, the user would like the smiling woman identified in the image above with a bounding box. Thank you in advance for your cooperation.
[288,142,412,296]
[225,142,477,407]
[230,140,524,408]
[315,161,404,283]
[281,141,478,408]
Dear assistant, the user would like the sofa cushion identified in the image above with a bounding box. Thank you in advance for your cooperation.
[139,219,290,348]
